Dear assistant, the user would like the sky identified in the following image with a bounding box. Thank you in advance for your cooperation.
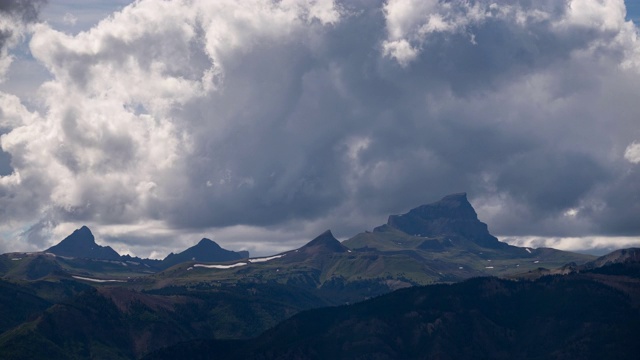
[1,0,640,258]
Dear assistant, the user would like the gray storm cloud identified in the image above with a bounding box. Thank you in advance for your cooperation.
[0,0,640,256]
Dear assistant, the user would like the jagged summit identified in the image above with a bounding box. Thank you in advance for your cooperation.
[45,226,121,260]
[300,230,348,254]
[382,193,506,249]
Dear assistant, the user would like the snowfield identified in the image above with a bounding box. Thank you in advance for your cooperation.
[194,262,248,269]
[248,254,285,263]
[72,276,125,283]
[193,255,284,269]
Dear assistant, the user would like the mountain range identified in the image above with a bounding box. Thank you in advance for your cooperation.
[40,225,249,272]
[0,193,636,359]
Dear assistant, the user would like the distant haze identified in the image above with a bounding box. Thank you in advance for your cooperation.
[0,0,639,257]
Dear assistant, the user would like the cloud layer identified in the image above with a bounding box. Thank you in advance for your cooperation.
[1,0,640,256]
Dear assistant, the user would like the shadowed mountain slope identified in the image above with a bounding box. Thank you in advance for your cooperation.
[0,280,330,359]
[145,259,640,360]
[45,226,120,260]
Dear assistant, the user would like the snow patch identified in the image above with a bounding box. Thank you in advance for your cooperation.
[485,266,494,269]
[11,258,21,261]
[72,276,125,283]
[248,254,285,263]
[194,262,247,269]
[526,248,532,253]
[534,260,540,264]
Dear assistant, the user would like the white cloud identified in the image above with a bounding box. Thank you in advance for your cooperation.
[502,235,640,254]
[382,39,418,66]
[624,142,640,163]
[62,13,78,26]
[561,0,626,32]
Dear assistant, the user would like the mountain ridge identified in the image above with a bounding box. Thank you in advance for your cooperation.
[160,237,248,269]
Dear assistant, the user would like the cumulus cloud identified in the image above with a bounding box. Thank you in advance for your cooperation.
[625,142,640,163]
[0,0,46,80]
[1,0,640,256]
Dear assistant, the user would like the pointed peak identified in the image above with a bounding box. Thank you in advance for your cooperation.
[309,230,337,243]
[318,229,334,238]
[196,238,221,248]
[45,225,120,260]
[67,226,96,243]
[301,230,348,253]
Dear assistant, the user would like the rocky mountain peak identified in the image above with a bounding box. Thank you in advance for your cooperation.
[385,193,505,249]
[60,226,94,245]
[301,230,348,254]
[195,238,222,250]
[398,192,477,223]
[45,226,121,260]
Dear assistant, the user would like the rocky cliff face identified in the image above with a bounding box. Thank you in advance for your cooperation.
[382,193,507,249]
